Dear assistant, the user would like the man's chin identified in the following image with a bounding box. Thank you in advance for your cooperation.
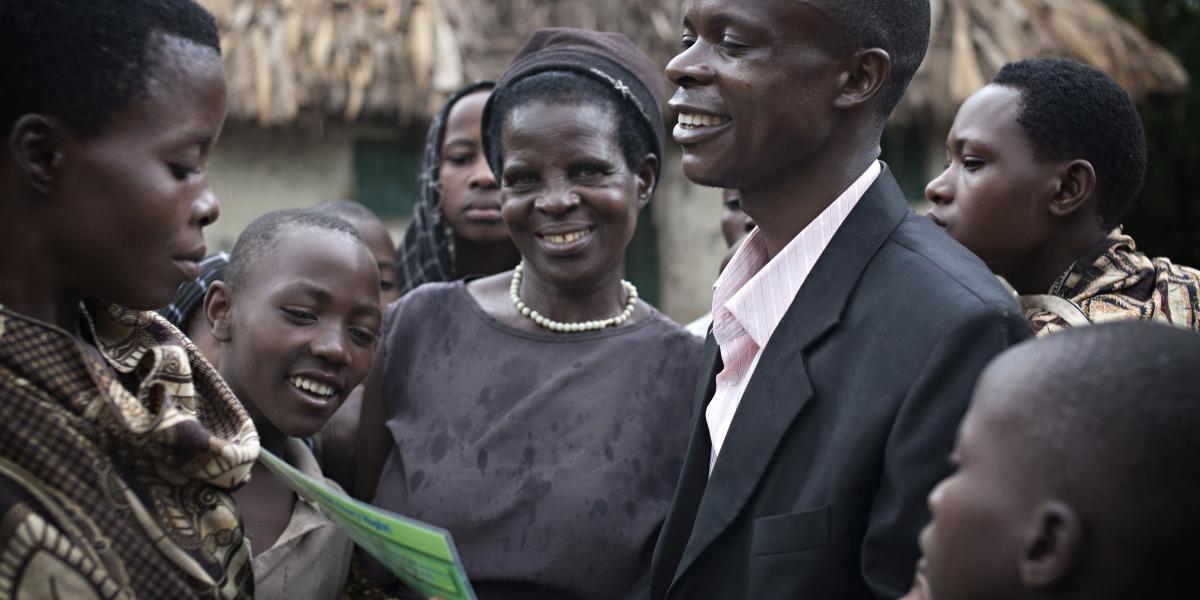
[680,157,734,189]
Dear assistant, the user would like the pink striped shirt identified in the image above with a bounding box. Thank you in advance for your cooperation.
[707,161,882,474]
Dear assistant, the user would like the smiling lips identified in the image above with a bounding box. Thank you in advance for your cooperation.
[288,375,337,399]
[542,230,588,244]
[677,111,731,129]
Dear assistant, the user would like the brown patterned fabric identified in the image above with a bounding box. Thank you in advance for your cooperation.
[0,301,259,599]
[1024,229,1200,336]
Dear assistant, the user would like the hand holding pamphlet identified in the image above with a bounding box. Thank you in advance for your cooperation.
[258,448,477,600]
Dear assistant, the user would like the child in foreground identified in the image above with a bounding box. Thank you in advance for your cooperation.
[909,321,1200,600]
[926,58,1199,334]
[0,1,258,596]
[203,209,383,599]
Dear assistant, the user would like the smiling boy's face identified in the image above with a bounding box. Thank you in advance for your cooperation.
[213,227,382,438]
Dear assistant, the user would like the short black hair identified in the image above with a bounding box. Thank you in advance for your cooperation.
[312,199,384,226]
[985,322,1200,589]
[225,209,362,292]
[818,0,931,117]
[486,70,656,178]
[0,0,221,138]
[993,58,1147,230]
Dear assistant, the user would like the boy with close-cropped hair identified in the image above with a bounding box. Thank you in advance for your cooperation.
[911,321,1200,600]
[926,58,1200,334]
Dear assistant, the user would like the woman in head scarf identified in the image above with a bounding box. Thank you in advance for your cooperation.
[397,81,520,295]
[356,29,703,600]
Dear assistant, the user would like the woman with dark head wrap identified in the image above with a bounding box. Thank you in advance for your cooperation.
[397,81,520,295]
[356,29,703,600]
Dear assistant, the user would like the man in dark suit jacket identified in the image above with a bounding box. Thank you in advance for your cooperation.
[646,0,1034,598]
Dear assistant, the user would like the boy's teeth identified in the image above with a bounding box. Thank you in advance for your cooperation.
[677,112,730,127]
[289,376,334,397]
[544,230,587,244]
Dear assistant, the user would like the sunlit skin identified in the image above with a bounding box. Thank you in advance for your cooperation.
[0,34,225,335]
[925,84,1106,295]
[465,101,657,333]
[438,90,521,278]
[666,0,891,258]
[208,227,381,555]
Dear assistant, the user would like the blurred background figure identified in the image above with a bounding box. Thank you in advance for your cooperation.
[686,189,756,336]
[396,81,521,296]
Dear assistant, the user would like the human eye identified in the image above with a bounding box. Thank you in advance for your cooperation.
[168,163,199,181]
[724,198,741,211]
[349,327,378,346]
[444,152,474,167]
[718,35,749,53]
[380,279,396,293]
[570,162,613,183]
[281,306,316,323]
[962,157,985,171]
[503,169,539,191]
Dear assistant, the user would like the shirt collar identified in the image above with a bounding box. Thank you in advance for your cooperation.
[713,161,882,349]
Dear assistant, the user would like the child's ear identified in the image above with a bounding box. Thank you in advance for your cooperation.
[8,114,65,195]
[1019,500,1082,589]
[204,281,234,343]
[1048,160,1097,219]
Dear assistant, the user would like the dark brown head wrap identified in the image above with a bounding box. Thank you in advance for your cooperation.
[481,28,667,181]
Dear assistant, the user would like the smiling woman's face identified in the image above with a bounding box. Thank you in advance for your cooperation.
[498,101,651,289]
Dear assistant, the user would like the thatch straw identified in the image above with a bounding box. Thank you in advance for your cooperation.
[199,0,1188,128]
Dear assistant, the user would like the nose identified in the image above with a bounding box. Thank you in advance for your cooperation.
[534,180,580,216]
[927,478,947,514]
[665,43,715,87]
[309,323,351,366]
[193,186,221,227]
[741,214,756,233]
[469,156,499,190]
[925,168,954,206]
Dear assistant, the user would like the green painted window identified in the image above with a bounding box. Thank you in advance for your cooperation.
[354,139,422,218]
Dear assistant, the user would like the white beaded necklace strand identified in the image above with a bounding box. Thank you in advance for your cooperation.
[509,262,638,333]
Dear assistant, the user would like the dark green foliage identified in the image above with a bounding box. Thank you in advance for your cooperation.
[1103,0,1200,265]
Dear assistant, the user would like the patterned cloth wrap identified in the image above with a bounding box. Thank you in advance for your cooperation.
[0,301,259,599]
[1022,228,1200,335]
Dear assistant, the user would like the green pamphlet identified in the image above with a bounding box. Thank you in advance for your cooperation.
[258,448,476,600]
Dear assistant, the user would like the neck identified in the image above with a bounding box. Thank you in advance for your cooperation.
[0,204,83,332]
[455,235,521,279]
[997,224,1107,296]
[227,382,288,455]
[740,138,879,258]
[518,262,628,324]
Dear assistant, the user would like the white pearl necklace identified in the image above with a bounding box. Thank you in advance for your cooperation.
[509,262,638,333]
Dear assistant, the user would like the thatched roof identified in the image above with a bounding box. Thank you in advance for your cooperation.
[898,0,1190,126]
[200,0,1188,128]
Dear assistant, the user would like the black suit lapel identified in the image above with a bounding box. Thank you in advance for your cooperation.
[662,167,912,595]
